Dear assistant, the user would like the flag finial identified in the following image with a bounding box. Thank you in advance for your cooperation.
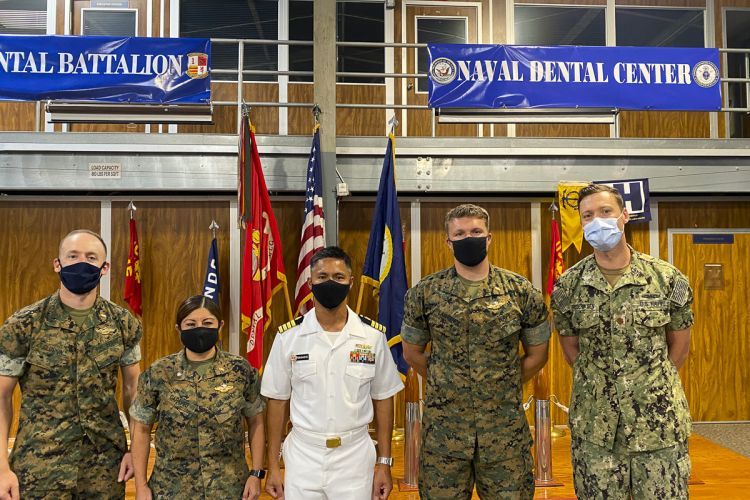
[388,115,399,133]
[548,201,559,214]
[209,220,219,238]
[241,100,250,117]
[312,104,321,124]
[127,201,136,220]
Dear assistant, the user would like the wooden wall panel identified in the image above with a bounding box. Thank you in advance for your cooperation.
[337,85,386,137]
[289,84,392,137]
[0,200,100,436]
[673,233,750,420]
[288,84,315,136]
[659,201,750,421]
[517,123,610,138]
[109,200,231,370]
[179,83,278,135]
[619,111,711,138]
[658,201,750,258]
[0,103,37,132]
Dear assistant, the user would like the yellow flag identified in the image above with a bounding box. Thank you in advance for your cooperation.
[558,181,589,253]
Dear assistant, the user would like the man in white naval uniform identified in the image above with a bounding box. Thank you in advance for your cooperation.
[262,246,404,500]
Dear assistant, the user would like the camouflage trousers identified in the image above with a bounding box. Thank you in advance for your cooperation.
[18,437,125,500]
[419,439,534,500]
[571,431,690,500]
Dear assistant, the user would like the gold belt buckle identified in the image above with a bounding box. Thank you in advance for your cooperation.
[326,437,342,448]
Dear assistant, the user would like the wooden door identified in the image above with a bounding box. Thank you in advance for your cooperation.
[673,232,750,421]
[405,4,479,137]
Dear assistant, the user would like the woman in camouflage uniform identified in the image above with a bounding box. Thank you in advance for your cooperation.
[130,296,266,499]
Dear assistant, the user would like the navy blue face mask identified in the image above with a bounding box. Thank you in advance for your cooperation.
[59,261,104,295]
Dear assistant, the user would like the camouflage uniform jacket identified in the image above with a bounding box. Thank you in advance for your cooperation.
[551,247,694,452]
[0,292,142,490]
[130,349,265,499]
[401,266,549,461]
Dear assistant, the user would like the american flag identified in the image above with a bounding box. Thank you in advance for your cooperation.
[294,126,326,316]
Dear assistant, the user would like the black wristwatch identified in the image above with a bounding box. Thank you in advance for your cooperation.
[249,469,266,479]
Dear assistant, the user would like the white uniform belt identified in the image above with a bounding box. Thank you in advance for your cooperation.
[291,425,369,449]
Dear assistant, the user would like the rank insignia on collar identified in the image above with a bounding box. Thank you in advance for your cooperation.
[215,383,234,393]
[291,353,309,362]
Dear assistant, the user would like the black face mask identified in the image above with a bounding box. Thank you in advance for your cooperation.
[180,327,219,354]
[311,280,350,309]
[450,236,488,267]
[59,261,104,295]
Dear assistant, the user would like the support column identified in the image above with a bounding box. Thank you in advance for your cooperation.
[314,0,338,245]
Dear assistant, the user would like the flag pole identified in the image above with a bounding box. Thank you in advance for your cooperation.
[282,282,294,320]
[355,278,367,314]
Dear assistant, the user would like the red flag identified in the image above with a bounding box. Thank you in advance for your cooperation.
[124,218,142,316]
[240,116,289,369]
[546,218,565,298]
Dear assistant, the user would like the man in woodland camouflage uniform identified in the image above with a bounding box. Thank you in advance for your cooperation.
[0,230,142,500]
[402,204,550,500]
[552,184,693,499]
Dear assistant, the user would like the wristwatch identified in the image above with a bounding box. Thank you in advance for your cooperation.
[249,469,266,479]
[376,456,394,467]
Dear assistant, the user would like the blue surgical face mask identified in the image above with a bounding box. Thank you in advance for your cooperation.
[583,215,624,252]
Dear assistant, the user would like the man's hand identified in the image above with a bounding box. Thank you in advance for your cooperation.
[372,464,392,500]
[117,452,134,482]
[265,466,284,499]
[135,485,153,500]
[0,468,19,500]
[243,476,261,500]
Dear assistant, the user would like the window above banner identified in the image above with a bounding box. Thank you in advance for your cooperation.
[0,0,46,35]
[514,6,605,47]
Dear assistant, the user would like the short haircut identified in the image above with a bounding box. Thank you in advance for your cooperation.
[578,183,625,211]
[175,295,223,326]
[310,246,352,271]
[59,229,108,258]
[445,204,490,233]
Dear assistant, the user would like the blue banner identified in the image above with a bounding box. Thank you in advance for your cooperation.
[595,178,651,223]
[0,35,210,103]
[428,45,721,111]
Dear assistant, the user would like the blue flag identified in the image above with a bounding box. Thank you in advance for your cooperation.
[362,134,409,375]
[595,178,651,223]
[202,237,220,303]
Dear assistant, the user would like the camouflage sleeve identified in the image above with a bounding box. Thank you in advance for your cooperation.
[242,363,266,418]
[0,308,33,377]
[668,270,694,331]
[520,280,550,346]
[401,284,431,346]
[120,310,143,366]
[551,284,576,337]
[129,369,157,425]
